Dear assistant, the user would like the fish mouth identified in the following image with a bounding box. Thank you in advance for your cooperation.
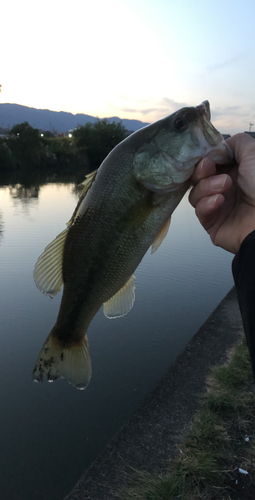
[196,100,211,121]
[162,101,215,170]
[195,101,229,152]
[191,125,234,165]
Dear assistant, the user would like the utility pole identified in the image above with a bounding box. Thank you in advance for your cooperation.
[249,122,253,132]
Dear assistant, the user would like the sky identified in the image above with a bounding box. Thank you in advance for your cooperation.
[1,0,255,134]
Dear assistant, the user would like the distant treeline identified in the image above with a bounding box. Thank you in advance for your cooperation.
[0,120,129,183]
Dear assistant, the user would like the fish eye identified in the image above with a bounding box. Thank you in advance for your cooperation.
[174,117,187,132]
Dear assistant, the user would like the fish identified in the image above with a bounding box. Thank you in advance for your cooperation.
[33,101,233,390]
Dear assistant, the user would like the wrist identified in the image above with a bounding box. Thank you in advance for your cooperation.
[236,226,255,254]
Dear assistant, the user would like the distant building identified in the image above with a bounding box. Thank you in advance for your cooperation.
[244,131,255,139]
[64,129,75,138]
[0,127,10,138]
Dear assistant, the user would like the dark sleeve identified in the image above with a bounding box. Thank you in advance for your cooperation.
[232,229,255,381]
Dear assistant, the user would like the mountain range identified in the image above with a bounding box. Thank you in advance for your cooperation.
[0,103,149,133]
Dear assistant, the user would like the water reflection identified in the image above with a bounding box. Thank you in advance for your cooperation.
[0,212,3,240]
[0,169,89,191]
[9,184,40,200]
[0,182,234,500]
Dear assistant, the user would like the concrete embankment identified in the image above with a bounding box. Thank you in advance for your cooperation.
[65,287,243,500]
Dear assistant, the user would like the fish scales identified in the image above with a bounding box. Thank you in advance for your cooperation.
[33,101,233,389]
[59,174,187,333]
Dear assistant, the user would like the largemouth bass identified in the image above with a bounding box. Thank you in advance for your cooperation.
[33,101,233,389]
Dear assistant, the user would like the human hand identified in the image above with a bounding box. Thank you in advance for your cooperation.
[189,133,255,254]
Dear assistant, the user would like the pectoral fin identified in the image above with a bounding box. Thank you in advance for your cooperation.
[151,216,171,254]
[103,275,136,318]
[33,227,69,297]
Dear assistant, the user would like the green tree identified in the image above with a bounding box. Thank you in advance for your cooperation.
[73,120,128,167]
[0,138,15,171]
[42,136,89,173]
[9,122,45,170]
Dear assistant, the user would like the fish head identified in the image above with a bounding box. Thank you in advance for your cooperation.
[134,101,233,194]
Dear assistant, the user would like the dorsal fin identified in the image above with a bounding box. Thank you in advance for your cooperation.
[33,227,69,297]
[78,169,97,199]
[151,216,171,254]
[71,169,98,222]
[103,275,135,319]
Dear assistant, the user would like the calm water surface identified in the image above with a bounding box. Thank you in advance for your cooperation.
[0,183,234,500]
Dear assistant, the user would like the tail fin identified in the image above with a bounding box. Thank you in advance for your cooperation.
[32,330,91,390]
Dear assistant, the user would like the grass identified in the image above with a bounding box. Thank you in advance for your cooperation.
[122,337,255,500]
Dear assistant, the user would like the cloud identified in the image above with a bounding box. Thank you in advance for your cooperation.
[121,97,189,121]
[120,97,255,135]
[159,97,188,111]
[211,105,242,119]
[121,107,159,115]
[212,103,255,135]
[206,54,244,73]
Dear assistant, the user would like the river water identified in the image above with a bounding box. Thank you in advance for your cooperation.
[0,182,234,500]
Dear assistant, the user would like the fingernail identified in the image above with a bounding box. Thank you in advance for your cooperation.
[198,158,205,172]
[208,194,219,208]
[210,175,226,190]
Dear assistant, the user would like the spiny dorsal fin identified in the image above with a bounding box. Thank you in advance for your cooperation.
[33,227,69,297]
[151,216,171,254]
[78,169,97,199]
[103,275,136,319]
[70,169,98,222]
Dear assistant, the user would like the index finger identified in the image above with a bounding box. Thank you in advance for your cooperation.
[227,133,255,164]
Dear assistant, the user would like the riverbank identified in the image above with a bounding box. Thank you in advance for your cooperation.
[124,336,255,499]
[64,287,243,500]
